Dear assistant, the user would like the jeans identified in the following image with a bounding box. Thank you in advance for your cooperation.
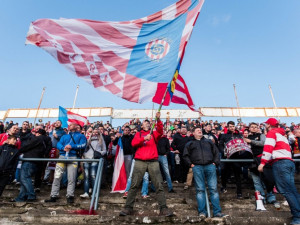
[125,160,167,210]
[125,159,148,196]
[193,164,222,216]
[273,160,300,223]
[124,155,133,179]
[168,152,176,181]
[158,155,173,191]
[15,168,20,182]
[250,171,276,203]
[16,162,37,201]
[83,162,98,193]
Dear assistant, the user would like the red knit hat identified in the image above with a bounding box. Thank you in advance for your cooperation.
[264,118,279,127]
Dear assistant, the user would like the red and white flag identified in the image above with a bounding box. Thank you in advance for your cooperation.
[59,106,87,128]
[25,0,204,104]
[111,137,127,193]
[153,74,202,113]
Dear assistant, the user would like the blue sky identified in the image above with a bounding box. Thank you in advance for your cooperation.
[1,0,300,125]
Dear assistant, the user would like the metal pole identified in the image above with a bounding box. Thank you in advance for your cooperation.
[205,188,211,218]
[20,158,101,162]
[269,85,280,121]
[94,158,104,210]
[152,102,155,119]
[89,158,103,214]
[33,87,46,125]
[233,84,242,122]
[72,85,79,109]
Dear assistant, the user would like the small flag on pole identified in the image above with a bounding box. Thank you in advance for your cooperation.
[153,74,201,113]
[58,106,87,128]
[111,132,127,193]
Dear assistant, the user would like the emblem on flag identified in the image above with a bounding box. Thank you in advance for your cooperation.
[145,39,170,61]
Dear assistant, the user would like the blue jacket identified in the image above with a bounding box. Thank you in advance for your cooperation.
[57,131,87,157]
[49,127,66,148]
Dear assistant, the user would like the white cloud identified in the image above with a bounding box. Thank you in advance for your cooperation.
[211,14,232,26]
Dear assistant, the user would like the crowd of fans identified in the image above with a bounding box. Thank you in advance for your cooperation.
[0,117,300,217]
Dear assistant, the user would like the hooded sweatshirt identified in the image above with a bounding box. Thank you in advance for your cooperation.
[132,120,163,161]
[261,128,292,165]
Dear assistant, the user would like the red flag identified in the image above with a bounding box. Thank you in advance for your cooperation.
[153,74,202,114]
[111,138,127,193]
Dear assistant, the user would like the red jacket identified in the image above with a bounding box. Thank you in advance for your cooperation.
[261,128,292,165]
[132,120,163,161]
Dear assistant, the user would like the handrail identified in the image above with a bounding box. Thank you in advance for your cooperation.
[21,157,104,214]
[20,158,101,162]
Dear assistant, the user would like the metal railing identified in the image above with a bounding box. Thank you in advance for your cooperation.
[20,157,104,213]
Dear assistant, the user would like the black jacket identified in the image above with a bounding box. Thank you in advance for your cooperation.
[103,134,111,150]
[183,137,219,167]
[157,136,170,156]
[113,134,134,155]
[248,133,265,157]
[19,135,50,159]
[18,129,33,147]
[0,144,19,172]
[171,133,190,154]
[218,130,242,157]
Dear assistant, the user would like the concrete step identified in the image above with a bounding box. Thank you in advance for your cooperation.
[0,180,295,224]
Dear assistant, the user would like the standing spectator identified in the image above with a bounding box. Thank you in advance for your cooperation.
[80,129,106,198]
[203,124,218,145]
[18,121,32,147]
[218,121,244,198]
[183,127,227,218]
[119,112,173,217]
[44,120,66,185]
[45,123,87,204]
[289,128,300,174]
[34,125,52,192]
[157,131,175,193]
[258,118,300,225]
[171,126,190,183]
[245,123,278,205]
[114,126,134,179]
[0,136,19,197]
[14,129,47,202]
[49,120,66,149]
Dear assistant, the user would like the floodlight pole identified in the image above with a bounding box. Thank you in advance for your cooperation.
[269,85,280,121]
[72,85,79,109]
[33,87,46,125]
[233,84,242,122]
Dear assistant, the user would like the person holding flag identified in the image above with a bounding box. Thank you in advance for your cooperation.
[119,112,173,217]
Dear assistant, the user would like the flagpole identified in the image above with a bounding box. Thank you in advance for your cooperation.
[152,102,155,119]
[233,84,242,122]
[72,85,79,109]
[149,9,201,134]
[33,87,46,125]
[268,85,280,121]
